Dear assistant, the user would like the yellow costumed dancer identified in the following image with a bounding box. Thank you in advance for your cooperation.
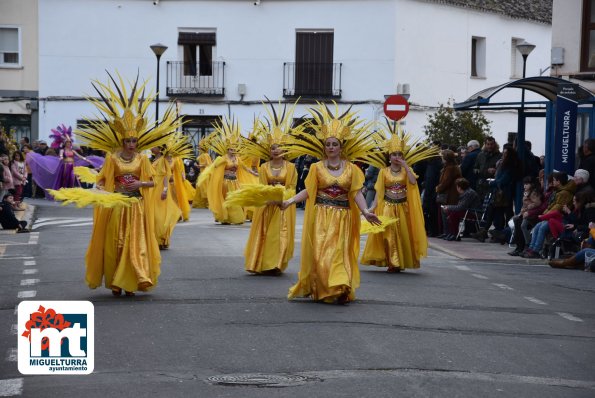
[206,117,258,224]
[360,121,439,272]
[281,103,382,304]
[242,101,301,274]
[241,126,262,221]
[76,72,181,296]
[172,156,193,221]
[192,136,212,208]
[151,148,180,249]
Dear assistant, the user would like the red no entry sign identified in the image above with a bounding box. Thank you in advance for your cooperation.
[383,95,409,121]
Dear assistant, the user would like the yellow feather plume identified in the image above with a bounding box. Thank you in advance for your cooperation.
[224,184,294,208]
[48,188,140,208]
[360,215,399,234]
[195,157,220,188]
[74,166,98,184]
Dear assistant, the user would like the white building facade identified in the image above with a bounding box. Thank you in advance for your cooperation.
[36,0,551,153]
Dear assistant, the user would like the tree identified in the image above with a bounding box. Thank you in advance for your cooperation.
[423,99,492,147]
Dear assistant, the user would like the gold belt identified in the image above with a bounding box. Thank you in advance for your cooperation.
[224,174,237,180]
[384,195,406,204]
[315,196,349,208]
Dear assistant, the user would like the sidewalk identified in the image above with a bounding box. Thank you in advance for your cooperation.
[428,236,548,265]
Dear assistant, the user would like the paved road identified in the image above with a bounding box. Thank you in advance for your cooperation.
[1,201,594,397]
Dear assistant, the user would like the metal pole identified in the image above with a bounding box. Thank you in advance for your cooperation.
[515,55,528,212]
[155,54,161,125]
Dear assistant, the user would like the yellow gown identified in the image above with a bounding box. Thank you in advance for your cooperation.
[206,154,246,224]
[242,156,260,221]
[361,167,427,269]
[172,157,192,221]
[288,161,364,303]
[192,152,212,208]
[244,160,297,274]
[152,156,182,248]
[85,153,161,293]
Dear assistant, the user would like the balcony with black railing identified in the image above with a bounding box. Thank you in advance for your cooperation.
[283,62,342,99]
[166,61,225,97]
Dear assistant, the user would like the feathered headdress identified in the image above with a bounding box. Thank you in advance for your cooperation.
[378,118,440,166]
[283,101,385,167]
[197,134,211,153]
[162,132,194,159]
[208,116,243,157]
[240,99,303,162]
[75,72,182,153]
[49,124,73,149]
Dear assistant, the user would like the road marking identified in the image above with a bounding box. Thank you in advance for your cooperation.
[0,256,34,260]
[471,273,488,279]
[557,312,583,322]
[17,290,36,298]
[32,218,92,229]
[0,378,23,396]
[6,348,17,362]
[455,265,471,271]
[492,283,514,290]
[0,245,5,256]
[58,222,93,227]
[524,296,547,305]
[23,260,35,266]
[20,279,39,286]
[22,269,37,275]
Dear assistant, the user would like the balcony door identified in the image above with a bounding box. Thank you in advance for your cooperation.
[178,31,216,93]
[295,31,334,96]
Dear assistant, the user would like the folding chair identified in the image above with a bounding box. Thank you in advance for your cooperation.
[456,208,483,239]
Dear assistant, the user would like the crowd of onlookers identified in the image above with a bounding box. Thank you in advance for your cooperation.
[412,136,595,270]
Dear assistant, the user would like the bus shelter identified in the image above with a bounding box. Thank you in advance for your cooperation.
[454,76,595,176]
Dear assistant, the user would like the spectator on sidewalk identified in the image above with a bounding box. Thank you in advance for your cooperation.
[440,178,481,241]
[473,136,501,201]
[460,140,480,189]
[579,138,595,190]
[0,193,28,232]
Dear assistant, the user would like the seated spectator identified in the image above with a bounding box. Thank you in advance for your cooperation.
[549,227,595,270]
[0,193,28,232]
[521,172,575,258]
[507,176,545,255]
[573,169,595,197]
[440,178,481,241]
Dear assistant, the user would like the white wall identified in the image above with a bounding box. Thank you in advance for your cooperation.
[38,0,551,156]
[396,0,552,154]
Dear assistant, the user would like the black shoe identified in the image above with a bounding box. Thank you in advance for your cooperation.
[16,228,30,233]
[437,233,447,239]
[446,234,457,241]
[507,249,522,256]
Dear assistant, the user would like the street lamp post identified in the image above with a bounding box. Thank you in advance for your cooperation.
[150,43,168,125]
[515,41,535,211]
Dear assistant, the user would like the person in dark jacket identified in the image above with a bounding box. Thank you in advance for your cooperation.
[579,138,595,190]
[422,151,442,237]
[460,140,480,189]
[363,165,379,208]
[473,136,501,201]
[0,193,28,232]
[440,178,481,241]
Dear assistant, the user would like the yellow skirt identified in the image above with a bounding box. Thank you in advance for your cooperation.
[361,201,420,269]
[192,182,209,208]
[219,178,244,224]
[244,204,295,273]
[289,204,358,302]
[154,190,182,247]
[102,201,160,292]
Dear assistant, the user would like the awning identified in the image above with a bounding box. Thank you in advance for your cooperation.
[454,76,595,110]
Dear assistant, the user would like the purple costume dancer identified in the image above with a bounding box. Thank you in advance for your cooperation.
[26,125,104,199]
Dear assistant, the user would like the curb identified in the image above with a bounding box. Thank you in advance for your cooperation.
[428,241,549,265]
